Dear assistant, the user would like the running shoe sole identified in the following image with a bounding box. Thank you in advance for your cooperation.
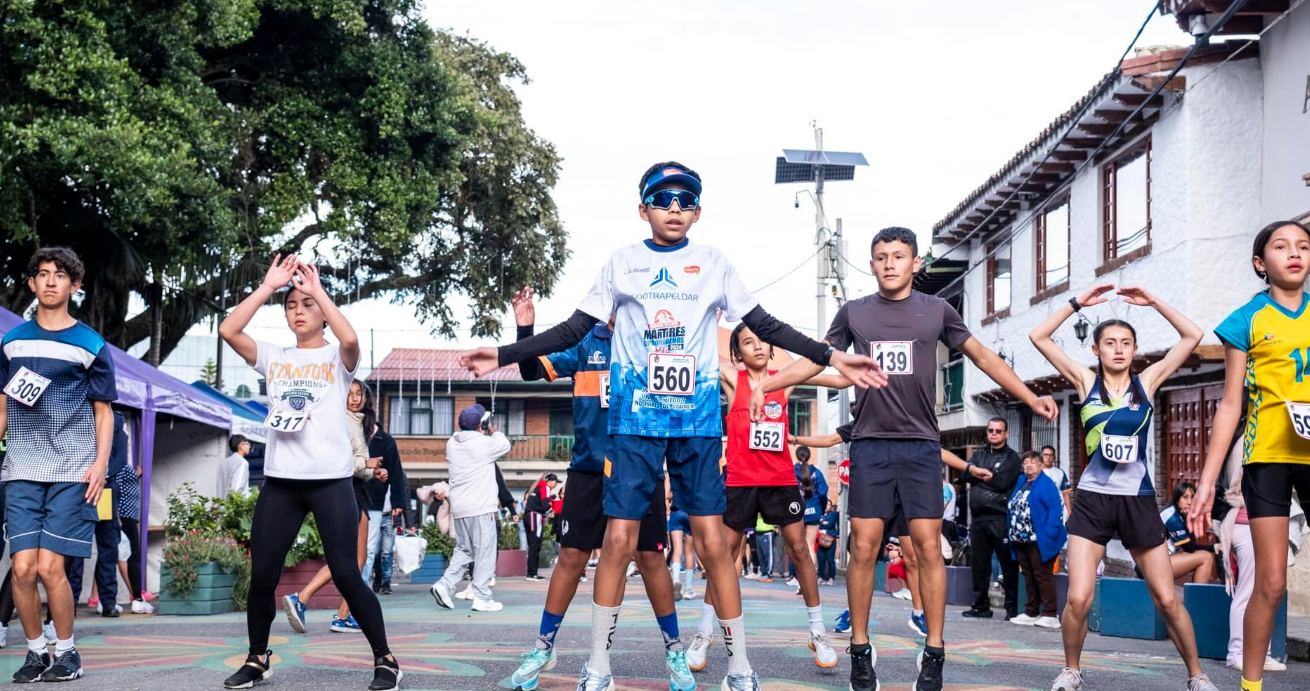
[224,668,274,689]
[282,596,307,634]
[908,619,927,636]
[330,624,362,633]
[807,640,839,669]
[369,668,403,691]
[431,584,454,609]
[513,654,557,691]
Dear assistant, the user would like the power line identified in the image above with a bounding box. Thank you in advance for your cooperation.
[931,0,1257,299]
[751,247,824,292]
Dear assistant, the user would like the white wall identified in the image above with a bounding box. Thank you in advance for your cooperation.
[1260,2,1310,223]
[144,419,228,593]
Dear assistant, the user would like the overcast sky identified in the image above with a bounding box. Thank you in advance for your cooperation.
[192,0,1193,374]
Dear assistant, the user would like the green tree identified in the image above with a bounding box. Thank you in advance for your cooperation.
[199,358,218,386]
[0,1,567,360]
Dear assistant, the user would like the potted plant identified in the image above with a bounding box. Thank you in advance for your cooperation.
[159,531,248,615]
[407,522,454,583]
[163,484,253,611]
[496,518,527,577]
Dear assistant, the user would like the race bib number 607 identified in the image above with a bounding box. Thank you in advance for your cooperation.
[647,353,695,396]
[1100,434,1139,464]
[4,366,50,407]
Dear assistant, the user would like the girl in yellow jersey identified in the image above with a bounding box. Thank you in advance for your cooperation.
[1192,220,1310,691]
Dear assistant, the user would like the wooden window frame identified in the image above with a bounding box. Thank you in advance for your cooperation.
[983,240,1011,324]
[1098,136,1152,274]
[1034,195,1072,300]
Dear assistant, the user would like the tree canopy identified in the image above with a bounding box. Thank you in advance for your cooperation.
[0,0,567,361]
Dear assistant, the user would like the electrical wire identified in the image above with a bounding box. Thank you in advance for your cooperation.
[929,0,1258,300]
[750,246,824,292]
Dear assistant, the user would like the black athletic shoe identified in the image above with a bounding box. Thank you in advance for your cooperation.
[369,656,403,690]
[912,647,944,691]
[42,648,83,682]
[13,650,51,683]
[961,608,993,619]
[380,582,392,595]
[223,651,273,689]
[847,643,879,691]
[101,606,120,618]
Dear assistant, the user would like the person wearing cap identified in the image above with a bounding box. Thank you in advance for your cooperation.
[429,405,511,613]
[524,473,558,581]
[458,161,886,691]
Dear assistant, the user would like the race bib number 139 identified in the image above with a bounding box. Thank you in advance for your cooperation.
[871,341,913,375]
[4,366,50,407]
[647,353,695,396]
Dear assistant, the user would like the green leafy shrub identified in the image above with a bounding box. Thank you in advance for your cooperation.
[419,521,454,557]
[161,531,248,607]
[499,518,521,550]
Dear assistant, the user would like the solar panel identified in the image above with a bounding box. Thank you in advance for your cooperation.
[774,158,857,184]
[782,149,869,167]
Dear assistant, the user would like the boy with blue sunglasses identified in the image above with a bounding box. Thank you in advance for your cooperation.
[459,161,886,691]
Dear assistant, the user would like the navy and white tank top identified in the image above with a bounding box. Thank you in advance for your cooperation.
[1078,375,1155,497]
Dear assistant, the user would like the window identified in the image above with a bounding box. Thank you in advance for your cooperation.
[986,240,1011,316]
[1102,138,1151,264]
[788,400,811,438]
[483,399,526,437]
[1035,197,1070,292]
[389,395,453,435]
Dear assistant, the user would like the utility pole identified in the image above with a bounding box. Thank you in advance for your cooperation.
[214,260,227,390]
[812,124,828,454]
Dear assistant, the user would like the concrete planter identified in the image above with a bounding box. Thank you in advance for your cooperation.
[945,565,974,606]
[405,554,449,584]
[159,562,234,616]
[274,559,340,609]
[497,549,527,578]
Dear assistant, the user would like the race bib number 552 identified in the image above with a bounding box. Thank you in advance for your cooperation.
[4,366,50,407]
[647,353,695,396]
[749,421,785,452]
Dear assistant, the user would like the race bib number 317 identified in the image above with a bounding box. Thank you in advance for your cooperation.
[647,353,695,396]
[264,410,310,433]
[4,366,50,407]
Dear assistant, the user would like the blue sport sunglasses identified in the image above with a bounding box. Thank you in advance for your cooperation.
[643,189,700,210]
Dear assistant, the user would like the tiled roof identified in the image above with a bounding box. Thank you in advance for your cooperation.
[368,348,532,383]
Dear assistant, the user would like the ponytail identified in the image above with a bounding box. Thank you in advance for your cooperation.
[797,446,814,499]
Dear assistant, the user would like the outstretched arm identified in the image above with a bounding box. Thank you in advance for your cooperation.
[941,448,992,481]
[740,306,887,392]
[1126,287,1204,398]
[460,310,596,377]
[295,262,360,372]
[1029,285,1108,401]
[220,254,299,366]
[791,432,843,449]
[959,336,1058,421]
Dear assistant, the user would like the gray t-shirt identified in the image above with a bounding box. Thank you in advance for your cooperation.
[824,291,970,440]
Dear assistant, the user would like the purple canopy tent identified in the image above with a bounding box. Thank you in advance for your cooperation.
[0,307,231,590]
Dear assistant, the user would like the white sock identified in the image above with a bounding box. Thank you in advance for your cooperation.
[27,638,45,653]
[913,609,924,618]
[683,568,693,589]
[698,602,717,637]
[588,602,620,676]
[719,616,752,675]
[806,605,825,635]
[55,637,74,654]
[672,563,682,584]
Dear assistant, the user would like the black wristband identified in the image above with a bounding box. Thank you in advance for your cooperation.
[1068,297,1081,312]
[822,346,835,367]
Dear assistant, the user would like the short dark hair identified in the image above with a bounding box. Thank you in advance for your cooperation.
[1041,445,1056,454]
[27,247,85,284]
[1252,220,1310,281]
[229,434,248,453]
[987,416,1008,431]
[1021,450,1042,464]
[871,226,918,258]
[638,160,701,192]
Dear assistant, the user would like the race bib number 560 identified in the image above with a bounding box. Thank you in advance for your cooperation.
[4,366,50,407]
[647,353,695,396]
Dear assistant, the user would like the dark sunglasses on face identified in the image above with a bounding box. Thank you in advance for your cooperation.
[986,428,1005,434]
[643,189,700,210]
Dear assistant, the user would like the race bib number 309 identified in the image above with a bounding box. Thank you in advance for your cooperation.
[647,353,695,396]
[264,410,310,433]
[4,366,50,407]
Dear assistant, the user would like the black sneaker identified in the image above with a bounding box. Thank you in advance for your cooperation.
[961,608,993,619]
[369,655,403,690]
[223,651,273,689]
[42,648,83,682]
[847,643,880,691]
[379,583,392,595]
[101,606,120,618]
[912,647,944,691]
[13,650,51,683]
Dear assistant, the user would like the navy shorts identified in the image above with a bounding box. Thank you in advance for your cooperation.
[606,436,724,520]
[667,509,692,534]
[848,439,941,520]
[559,471,667,552]
[5,481,98,558]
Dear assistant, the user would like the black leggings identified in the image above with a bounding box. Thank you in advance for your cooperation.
[247,477,389,659]
[121,517,143,599]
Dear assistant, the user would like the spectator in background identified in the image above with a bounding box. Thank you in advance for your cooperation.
[963,417,1022,620]
[361,399,407,596]
[219,435,251,498]
[793,446,828,585]
[524,473,558,581]
[1007,451,1066,629]
[751,517,774,582]
[942,472,958,545]
[1162,482,1216,585]
[817,508,839,586]
[114,426,151,613]
[75,410,130,618]
[1040,445,1072,519]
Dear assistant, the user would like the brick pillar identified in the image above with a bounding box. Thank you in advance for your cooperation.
[453,394,478,430]
[526,399,550,436]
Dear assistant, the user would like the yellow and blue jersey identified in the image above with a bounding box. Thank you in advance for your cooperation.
[1215,291,1310,465]
[540,324,613,474]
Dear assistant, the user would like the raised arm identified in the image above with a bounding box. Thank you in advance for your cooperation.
[941,448,992,481]
[295,261,360,372]
[511,287,550,381]
[460,310,596,377]
[1189,346,1246,537]
[1124,287,1204,398]
[740,305,887,392]
[1029,285,1109,401]
[220,254,299,366]
[791,432,843,449]
[959,336,1058,421]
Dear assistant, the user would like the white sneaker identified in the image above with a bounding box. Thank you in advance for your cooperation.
[1009,613,1039,626]
[0,624,6,648]
[1034,616,1061,629]
[744,572,759,580]
[892,588,913,601]
[42,622,56,644]
[131,599,155,614]
[1051,667,1084,691]
[471,597,504,612]
[455,586,474,601]
[1265,655,1288,671]
[626,562,637,578]
[489,577,496,587]
[686,632,712,672]
[808,632,838,668]
[786,577,798,587]
[431,582,455,609]
[682,584,697,600]
[579,576,589,583]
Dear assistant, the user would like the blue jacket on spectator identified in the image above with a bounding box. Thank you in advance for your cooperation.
[1008,470,1067,563]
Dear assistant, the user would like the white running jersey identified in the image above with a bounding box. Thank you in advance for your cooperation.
[578,239,757,437]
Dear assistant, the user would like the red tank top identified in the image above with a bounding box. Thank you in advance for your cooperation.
[725,369,796,487]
